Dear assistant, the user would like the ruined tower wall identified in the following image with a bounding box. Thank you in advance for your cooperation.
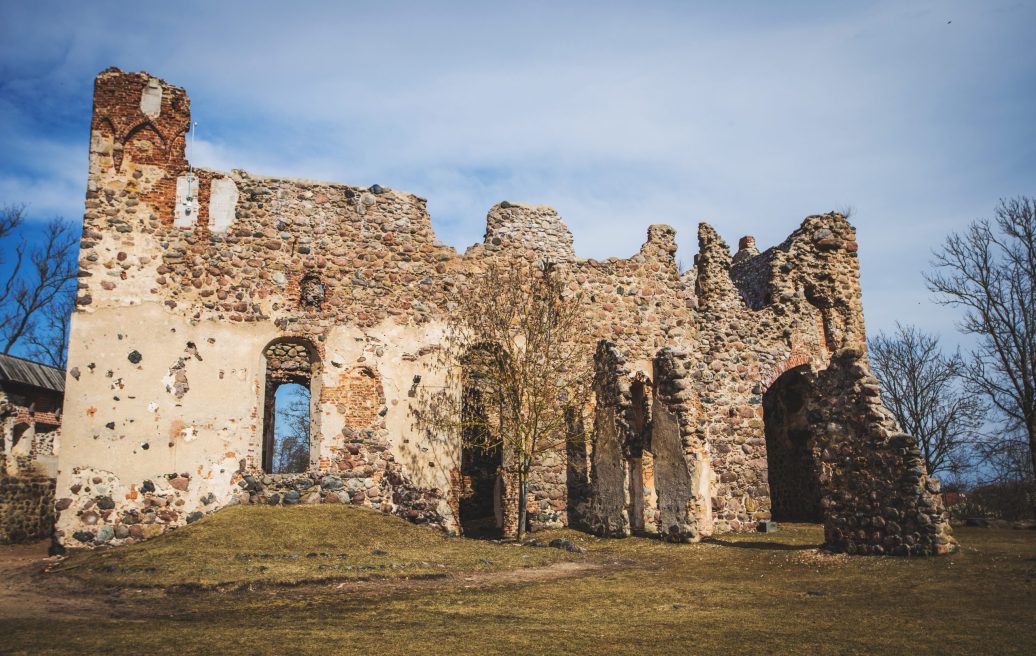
[697,217,955,554]
[810,350,956,555]
[59,70,462,545]
[694,220,848,530]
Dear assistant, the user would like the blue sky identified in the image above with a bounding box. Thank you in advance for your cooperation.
[1,0,1034,346]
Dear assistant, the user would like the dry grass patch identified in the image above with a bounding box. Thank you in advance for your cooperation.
[51,504,577,587]
[3,510,1033,655]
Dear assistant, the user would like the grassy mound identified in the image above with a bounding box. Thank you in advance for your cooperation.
[54,505,578,587]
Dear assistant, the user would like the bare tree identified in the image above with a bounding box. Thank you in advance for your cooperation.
[25,287,75,369]
[926,197,1036,486]
[273,386,311,473]
[869,323,985,477]
[0,204,79,365]
[0,203,23,241]
[420,259,593,541]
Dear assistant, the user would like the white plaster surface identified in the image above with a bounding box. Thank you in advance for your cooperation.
[174,175,199,228]
[208,177,239,233]
[56,303,461,540]
[139,79,162,117]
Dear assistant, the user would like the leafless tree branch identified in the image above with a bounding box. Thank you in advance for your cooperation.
[869,323,985,477]
[926,196,1036,498]
[412,258,593,540]
[0,210,78,364]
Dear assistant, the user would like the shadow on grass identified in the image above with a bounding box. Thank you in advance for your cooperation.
[702,538,822,551]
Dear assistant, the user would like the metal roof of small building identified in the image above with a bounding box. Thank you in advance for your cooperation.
[0,353,65,393]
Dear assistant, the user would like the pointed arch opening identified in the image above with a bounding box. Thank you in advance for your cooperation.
[763,365,822,522]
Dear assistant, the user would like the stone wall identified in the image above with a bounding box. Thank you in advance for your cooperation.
[1,386,62,479]
[0,475,55,544]
[809,349,956,555]
[56,67,955,556]
[59,69,696,547]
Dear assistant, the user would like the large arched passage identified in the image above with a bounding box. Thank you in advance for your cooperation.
[762,365,822,522]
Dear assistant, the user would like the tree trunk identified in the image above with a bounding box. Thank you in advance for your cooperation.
[516,461,529,542]
[1028,416,1036,516]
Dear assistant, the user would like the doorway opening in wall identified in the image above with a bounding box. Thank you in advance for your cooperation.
[627,380,651,533]
[459,383,503,539]
[10,422,29,454]
[763,365,823,522]
[4,422,31,475]
[565,407,589,528]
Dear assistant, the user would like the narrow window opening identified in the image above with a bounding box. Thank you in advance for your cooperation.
[270,383,311,474]
[262,339,319,474]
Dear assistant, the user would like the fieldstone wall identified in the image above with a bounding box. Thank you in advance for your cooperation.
[56,67,955,555]
[809,350,957,555]
[480,202,575,263]
[0,476,55,544]
[695,216,955,554]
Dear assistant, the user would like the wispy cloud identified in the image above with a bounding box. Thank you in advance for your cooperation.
[0,0,1033,343]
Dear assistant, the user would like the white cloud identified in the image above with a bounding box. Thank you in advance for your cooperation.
[0,0,1033,340]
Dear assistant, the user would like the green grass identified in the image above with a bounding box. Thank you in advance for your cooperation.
[3,506,1034,655]
[52,505,577,587]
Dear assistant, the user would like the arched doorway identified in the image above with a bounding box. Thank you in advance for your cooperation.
[763,365,822,522]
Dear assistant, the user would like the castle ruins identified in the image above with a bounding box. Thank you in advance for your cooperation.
[53,69,955,556]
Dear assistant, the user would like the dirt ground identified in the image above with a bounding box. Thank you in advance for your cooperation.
[0,541,162,622]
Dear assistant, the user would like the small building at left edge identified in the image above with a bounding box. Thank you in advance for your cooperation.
[0,352,63,544]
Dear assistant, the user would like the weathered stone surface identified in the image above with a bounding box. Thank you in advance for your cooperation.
[0,476,55,544]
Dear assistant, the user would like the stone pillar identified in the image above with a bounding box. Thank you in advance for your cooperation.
[652,347,712,541]
[498,468,520,540]
[584,341,633,537]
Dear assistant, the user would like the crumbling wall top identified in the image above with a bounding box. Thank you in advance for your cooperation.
[481,201,575,263]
